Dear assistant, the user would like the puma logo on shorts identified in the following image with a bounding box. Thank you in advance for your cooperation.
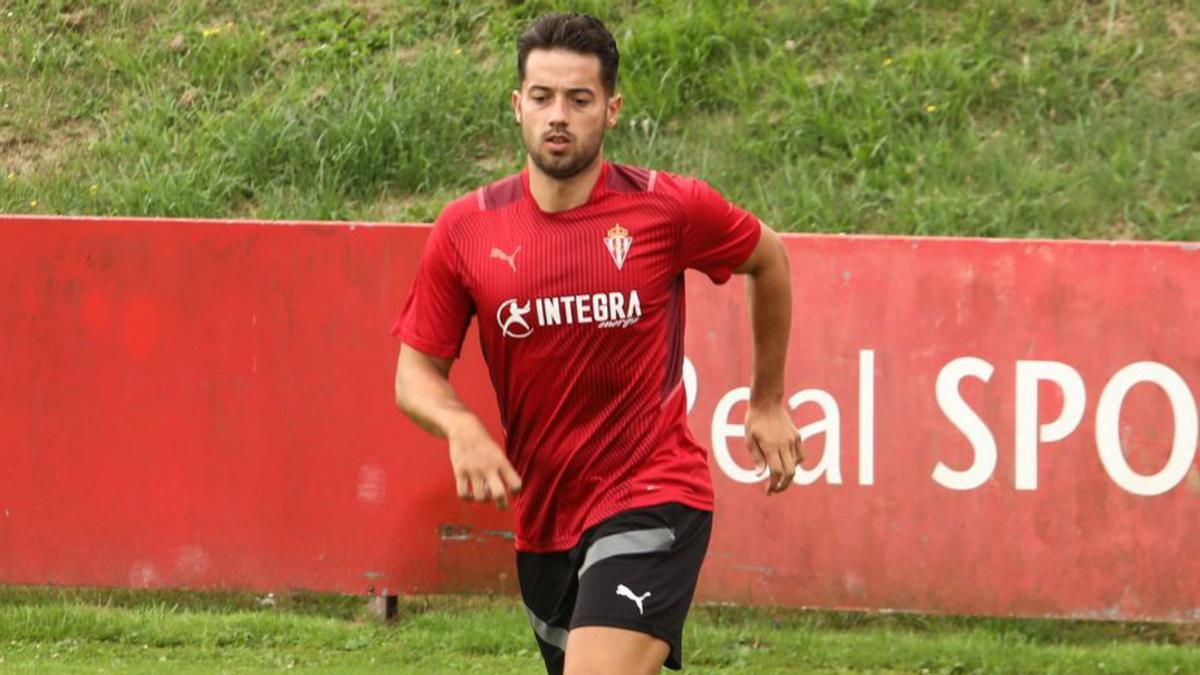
[615,584,652,614]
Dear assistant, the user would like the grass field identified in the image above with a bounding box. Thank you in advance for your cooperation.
[1,0,1197,238]
[1,587,1198,673]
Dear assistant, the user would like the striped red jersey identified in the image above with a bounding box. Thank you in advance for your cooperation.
[392,161,761,552]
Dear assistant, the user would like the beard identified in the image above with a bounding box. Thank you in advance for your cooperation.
[524,129,604,180]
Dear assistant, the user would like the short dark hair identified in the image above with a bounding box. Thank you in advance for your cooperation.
[517,13,619,95]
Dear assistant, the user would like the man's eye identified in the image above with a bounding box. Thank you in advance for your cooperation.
[574,98,590,106]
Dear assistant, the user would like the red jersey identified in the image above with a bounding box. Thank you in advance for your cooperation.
[392,161,761,552]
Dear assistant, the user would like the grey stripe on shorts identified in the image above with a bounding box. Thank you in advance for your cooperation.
[577,527,676,579]
[524,604,569,650]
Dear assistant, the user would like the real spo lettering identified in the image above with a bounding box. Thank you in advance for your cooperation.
[690,351,1197,497]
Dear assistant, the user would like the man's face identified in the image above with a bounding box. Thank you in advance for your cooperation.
[512,48,622,180]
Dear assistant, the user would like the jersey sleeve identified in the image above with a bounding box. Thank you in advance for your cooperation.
[678,178,762,284]
[389,218,475,359]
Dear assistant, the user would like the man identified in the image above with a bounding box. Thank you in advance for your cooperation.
[392,13,799,675]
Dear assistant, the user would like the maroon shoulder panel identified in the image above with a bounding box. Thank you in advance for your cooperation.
[606,163,653,193]
[480,173,525,211]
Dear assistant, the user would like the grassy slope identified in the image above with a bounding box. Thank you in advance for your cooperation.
[0,0,1196,238]
[0,587,1198,673]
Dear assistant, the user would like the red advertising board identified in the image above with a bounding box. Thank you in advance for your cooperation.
[693,235,1200,621]
[1,216,1196,621]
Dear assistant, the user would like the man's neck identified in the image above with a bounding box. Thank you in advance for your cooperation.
[527,155,604,213]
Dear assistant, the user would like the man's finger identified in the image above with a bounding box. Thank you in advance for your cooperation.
[766,454,783,494]
[774,442,797,494]
[500,463,523,495]
[747,435,768,473]
[455,471,470,500]
[762,441,785,494]
[471,472,490,502]
[486,472,509,510]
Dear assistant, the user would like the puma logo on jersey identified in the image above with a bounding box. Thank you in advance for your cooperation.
[616,584,651,614]
[490,246,522,272]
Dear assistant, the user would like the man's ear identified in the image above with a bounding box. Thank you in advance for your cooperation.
[606,93,623,128]
[511,89,522,124]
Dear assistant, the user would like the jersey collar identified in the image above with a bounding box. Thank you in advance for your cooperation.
[522,160,610,216]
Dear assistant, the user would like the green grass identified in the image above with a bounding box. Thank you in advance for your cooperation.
[0,587,1198,673]
[0,0,1196,237]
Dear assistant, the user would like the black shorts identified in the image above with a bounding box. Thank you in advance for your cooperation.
[517,502,713,674]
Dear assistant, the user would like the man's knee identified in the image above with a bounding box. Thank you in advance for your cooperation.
[564,625,670,675]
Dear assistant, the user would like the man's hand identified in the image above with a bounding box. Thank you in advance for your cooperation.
[744,401,803,494]
[447,416,523,509]
[395,345,522,510]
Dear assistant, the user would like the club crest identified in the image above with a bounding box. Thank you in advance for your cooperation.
[604,224,632,270]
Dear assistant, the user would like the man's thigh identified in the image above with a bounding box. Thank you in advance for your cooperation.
[564,626,670,675]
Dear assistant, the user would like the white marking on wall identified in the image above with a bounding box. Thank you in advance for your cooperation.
[175,544,211,577]
[933,357,998,491]
[358,464,387,505]
[683,356,697,414]
[1096,362,1198,496]
[129,562,159,588]
[711,387,767,484]
[1015,360,1086,490]
[791,388,842,485]
[858,350,875,486]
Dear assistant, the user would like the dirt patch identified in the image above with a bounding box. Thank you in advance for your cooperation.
[59,7,95,31]
[1103,219,1143,240]
[360,188,472,223]
[228,195,261,220]
[481,154,510,172]
[1166,9,1196,38]
[1137,9,1198,99]
[177,87,201,108]
[1176,622,1200,645]
[1079,3,1139,39]
[1144,64,1198,99]
[362,191,426,221]
[393,46,421,65]
[347,0,397,24]
[0,117,100,176]
[1105,11,1138,38]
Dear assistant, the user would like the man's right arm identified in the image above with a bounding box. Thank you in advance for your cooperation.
[394,344,522,509]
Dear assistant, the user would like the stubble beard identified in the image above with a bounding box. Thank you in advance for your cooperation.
[525,130,605,181]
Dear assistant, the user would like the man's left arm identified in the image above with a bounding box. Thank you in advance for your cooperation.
[734,223,802,494]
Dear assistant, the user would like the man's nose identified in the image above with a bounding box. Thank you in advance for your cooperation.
[547,96,569,126]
